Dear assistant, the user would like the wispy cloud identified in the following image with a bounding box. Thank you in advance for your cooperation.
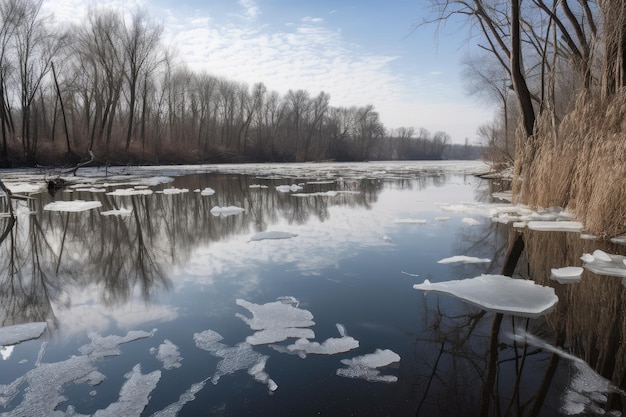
[237,0,260,21]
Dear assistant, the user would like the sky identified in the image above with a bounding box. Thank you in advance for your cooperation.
[42,0,495,144]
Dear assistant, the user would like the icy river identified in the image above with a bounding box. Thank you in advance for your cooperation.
[1,161,625,416]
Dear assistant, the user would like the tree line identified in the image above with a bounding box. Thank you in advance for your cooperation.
[0,0,469,168]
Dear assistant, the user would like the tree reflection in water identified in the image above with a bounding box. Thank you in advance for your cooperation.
[413,219,626,417]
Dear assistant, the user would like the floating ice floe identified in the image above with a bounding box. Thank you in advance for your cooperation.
[107,188,154,196]
[249,184,269,189]
[462,217,481,226]
[140,176,175,186]
[193,330,277,392]
[161,187,189,195]
[1,182,45,194]
[292,191,338,197]
[101,208,132,217]
[43,200,102,212]
[149,380,207,417]
[491,191,513,202]
[249,231,298,241]
[153,340,182,370]
[0,322,47,346]
[236,298,315,345]
[581,250,626,278]
[527,221,583,232]
[435,216,450,221]
[393,218,427,225]
[276,184,303,193]
[336,349,400,383]
[510,329,624,416]
[277,324,359,359]
[383,235,392,242]
[550,267,584,284]
[437,255,491,264]
[413,275,558,318]
[210,206,244,217]
[0,329,155,416]
[610,235,626,245]
[74,187,107,193]
[200,187,215,196]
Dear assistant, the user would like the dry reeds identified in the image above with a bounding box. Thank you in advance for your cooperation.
[514,90,626,238]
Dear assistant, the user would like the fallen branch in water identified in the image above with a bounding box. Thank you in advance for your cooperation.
[63,150,96,176]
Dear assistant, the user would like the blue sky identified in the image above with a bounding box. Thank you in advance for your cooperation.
[43,0,494,144]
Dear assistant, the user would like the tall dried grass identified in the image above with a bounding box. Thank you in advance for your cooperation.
[514,90,626,237]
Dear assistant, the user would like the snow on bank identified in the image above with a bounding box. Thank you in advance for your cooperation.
[413,275,558,318]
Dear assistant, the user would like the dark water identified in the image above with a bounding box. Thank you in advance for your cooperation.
[0,161,625,417]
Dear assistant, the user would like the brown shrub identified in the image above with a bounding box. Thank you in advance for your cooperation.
[514,90,626,237]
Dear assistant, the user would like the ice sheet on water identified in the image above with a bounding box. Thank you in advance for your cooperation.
[43,200,102,212]
[193,330,277,392]
[161,187,189,195]
[280,324,359,358]
[74,187,107,193]
[210,206,244,217]
[435,216,450,221]
[93,364,161,417]
[275,184,303,193]
[393,218,427,225]
[249,184,269,189]
[0,330,155,416]
[510,329,624,415]
[200,187,215,196]
[235,298,315,331]
[149,380,207,417]
[581,250,626,278]
[462,217,481,226]
[101,208,132,217]
[107,188,154,196]
[437,255,491,264]
[550,267,584,284]
[139,176,175,186]
[413,275,558,318]
[246,328,315,345]
[527,221,583,232]
[1,182,44,194]
[249,231,298,241]
[0,322,47,346]
[292,191,338,197]
[336,349,400,383]
[154,340,182,370]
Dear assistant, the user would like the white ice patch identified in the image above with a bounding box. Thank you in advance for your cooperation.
[492,191,512,201]
[161,187,189,195]
[74,187,107,193]
[510,329,624,416]
[155,340,182,370]
[107,188,154,196]
[275,184,303,193]
[236,298,315,331]
[193,330,277,392]
[413,275,558,318]
[292,191,338,197]
[550,267,584,284]
[462,217,481,226]
[149,380,207,417]
[0,322,47,346]
[610,235,626,245]
[140,176,175,186]
[200,187,215,196]
[0,346,14,360]
[527,221,583,232]
[437,255,491,264]
[249,231,298,241]
[92,364,161,417]
[210,206,244,217]
[249,184,269,189]
[435,217,450,221]
[280,324,359,358]
[246,328,315,345]
[0,330,155,416]
[393,218,427,225]
[582,250,626,278]
[337,349,400,383]
[43,200,102,212]
[101,208,132,217]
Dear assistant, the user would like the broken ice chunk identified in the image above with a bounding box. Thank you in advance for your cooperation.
[0,322,47,346]
[249,231,298,241]
[437,255,491,264]
[155,340,182,370]
[43,200,102,212]
[275,184,303,193]
[283,323,359,358]
[337,349,400,383]
[582,250,626,278]
[246,328,315,345]
[462,218,481,226]
[101,208,132,217]
[550,267,584,284]
[200,187,215,196]
[210,206,244,217]
[413,275,558,318]
[393,218,427,225]
[235,299,314,331]
[527,221,583,232]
